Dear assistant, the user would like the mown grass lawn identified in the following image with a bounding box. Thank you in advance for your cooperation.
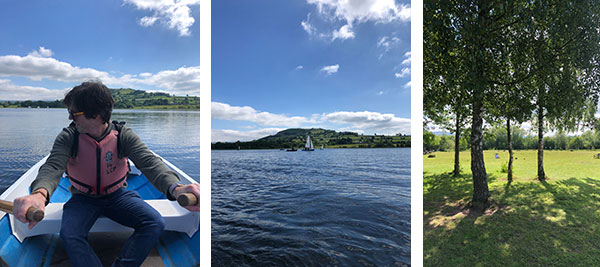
[424,150,600,266]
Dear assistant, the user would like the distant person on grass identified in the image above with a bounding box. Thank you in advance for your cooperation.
[12,80,200,267]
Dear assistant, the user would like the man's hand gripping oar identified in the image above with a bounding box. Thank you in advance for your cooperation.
[13,189,47,229]
[173,184,200,212]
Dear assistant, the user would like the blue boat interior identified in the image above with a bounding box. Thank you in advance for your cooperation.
[0,171,199,266]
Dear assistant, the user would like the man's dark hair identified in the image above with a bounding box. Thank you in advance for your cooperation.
[64,80,114,123]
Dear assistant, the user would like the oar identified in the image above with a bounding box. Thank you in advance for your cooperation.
[0,199,44,222]
[177,193,198,207]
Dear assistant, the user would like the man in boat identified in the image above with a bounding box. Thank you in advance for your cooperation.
[12,81,200,267]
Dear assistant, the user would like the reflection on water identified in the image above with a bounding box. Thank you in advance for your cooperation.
[0,108,199,194]
[212,148,410,266]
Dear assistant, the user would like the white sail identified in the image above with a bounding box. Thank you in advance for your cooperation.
[304,135,315,151]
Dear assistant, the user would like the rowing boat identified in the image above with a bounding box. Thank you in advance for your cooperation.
[0,154,199,266]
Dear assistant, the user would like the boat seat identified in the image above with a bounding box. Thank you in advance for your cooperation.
[9,199,198,242]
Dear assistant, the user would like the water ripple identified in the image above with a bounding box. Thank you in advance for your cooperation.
[212,148,410,266]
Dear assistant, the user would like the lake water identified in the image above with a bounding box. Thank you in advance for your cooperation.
[0,108,199,194]
[212,148,410,266]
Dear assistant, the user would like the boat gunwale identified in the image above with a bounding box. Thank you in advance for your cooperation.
[0,153,199,243]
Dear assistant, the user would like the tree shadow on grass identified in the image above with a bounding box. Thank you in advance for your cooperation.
[538,178,600,229]
[424,173,600,266]
[423,172,500,231]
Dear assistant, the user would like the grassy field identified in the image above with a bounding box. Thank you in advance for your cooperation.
[424,150,600,266]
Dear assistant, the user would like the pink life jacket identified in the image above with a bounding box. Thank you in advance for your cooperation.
[66,129,129,195]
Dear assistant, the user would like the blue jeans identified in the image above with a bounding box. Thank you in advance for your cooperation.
[60,188,165,267]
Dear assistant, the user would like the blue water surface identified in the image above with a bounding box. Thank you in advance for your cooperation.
[212,148,410,266]
[0,108,199,194]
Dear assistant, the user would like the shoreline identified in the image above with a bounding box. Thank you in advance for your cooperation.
[212,146,411,150]
[0,106,199,111]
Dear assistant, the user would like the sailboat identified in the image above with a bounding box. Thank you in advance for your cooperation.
[303,135,315,151]
[320,144,324,150]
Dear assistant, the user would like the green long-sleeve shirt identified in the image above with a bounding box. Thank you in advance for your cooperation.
[30,121,180,200]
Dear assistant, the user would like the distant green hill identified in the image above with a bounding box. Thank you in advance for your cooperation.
[212,128,411,149]
[0,88,199,110]
[109,88,199,109]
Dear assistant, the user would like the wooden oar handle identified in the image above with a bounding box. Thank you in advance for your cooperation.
[0,199,44,222]
[26,207,44,222]
[177,193,198,207]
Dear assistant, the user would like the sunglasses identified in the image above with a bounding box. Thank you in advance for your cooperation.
[68,110,84,117]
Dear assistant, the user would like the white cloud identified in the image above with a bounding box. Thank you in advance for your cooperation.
[212,102,411,138]
[0,79,68,101]
[211,102,310,127]
[28,47,53,58]
[397,4,411,21]
[519,121,534,133]
[124,0,200,36]
[212,128,285,143]
[425,123,445,134]
[320,64,339,75]
[332,24,354,40]
[0,52,199,96]
[322,111,410,135]
[134,66,200,95]
[139,16,159,26]
[391,51,411,79]
[377,36,389,48]
[404,81,411,88]
[395,67,410,78]
[377,36,400,49]
[0,54,113,82]
[377,90,385,95]
[307,0,410,24]
[301,13,316,35]
[401,51,411,65]
[305,0,410,40]
[377,35,401,59]
[296,65,304,70]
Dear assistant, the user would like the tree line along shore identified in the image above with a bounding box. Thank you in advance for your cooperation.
[212,128,410,150]
[0,88,199,110]
[425,126,600,152]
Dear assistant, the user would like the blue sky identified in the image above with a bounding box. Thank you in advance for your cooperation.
[212,0,411,142]
[0,0,199,101]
